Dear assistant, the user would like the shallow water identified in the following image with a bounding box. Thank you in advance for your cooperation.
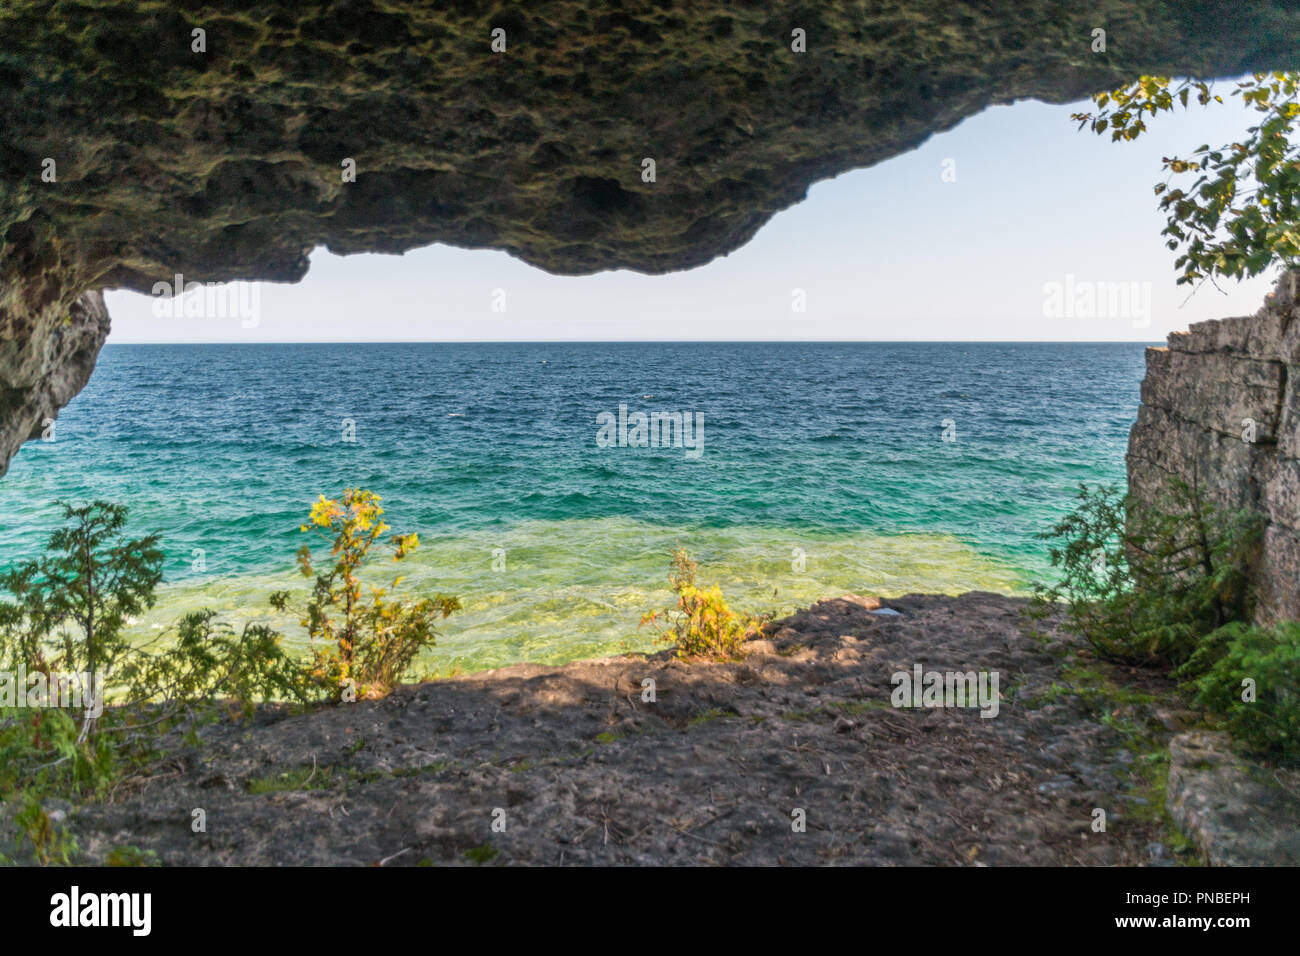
[0,342,1147,672]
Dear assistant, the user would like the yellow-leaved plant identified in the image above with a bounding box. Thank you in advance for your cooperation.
[641,548,763,660]
[271,489,459,701]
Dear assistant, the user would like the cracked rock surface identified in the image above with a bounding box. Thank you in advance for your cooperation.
[1128,271,1300,624]
[1165,730,1300,865]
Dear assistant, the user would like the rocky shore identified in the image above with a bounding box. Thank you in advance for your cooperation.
[18,591,1293,866]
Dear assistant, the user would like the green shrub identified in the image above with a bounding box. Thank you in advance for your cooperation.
[106,845,160,867]
[1035,479,1261,669]
[1036,480,1300,758]
[116,610,316,718]
[1187,621,1300,757]
[13,793,77,865]
[0,501,164,739]
[0,501,327,822]
[641,549,763,660]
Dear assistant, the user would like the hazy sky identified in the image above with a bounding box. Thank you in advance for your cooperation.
[106,88,1281,343]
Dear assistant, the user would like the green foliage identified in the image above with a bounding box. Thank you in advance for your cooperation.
[0,705,118,799]
[247,764,333,794]
[0,491,470,852]
[272,489,460,701]
[1035,480,1261,669]
[1187,621,1300,756]
[105,845,159,867]
[116,610,315,719]
[1025,659,1160,711]
[0,504,158,814]
[641,548,764,660]
[0,501,163,737]
[13,793,77,865]
[1037,481,1300,758]
[463,843,499,864]
[1031,483,1132,639]
[1072,72,1300,285]
[0,492,468,861]
[0,501,323,823]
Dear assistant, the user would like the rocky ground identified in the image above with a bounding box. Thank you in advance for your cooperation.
[21,591,1296,866]
[0,594,1178,863]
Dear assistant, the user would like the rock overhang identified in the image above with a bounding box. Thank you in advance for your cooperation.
[1,0,1298,474]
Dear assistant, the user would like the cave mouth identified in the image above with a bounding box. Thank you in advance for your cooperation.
[0,0,1296,649]
[11,84,1285,667]
[8,36,1298,653]
[5,0,1300,877]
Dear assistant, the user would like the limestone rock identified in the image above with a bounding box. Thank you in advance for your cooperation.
[13,593,1200,865]
[1165,730,1300,866]
[0,291,110,472]
[1128,271,1300,623]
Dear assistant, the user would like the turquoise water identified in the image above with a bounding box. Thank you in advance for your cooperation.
[0,342,1147,673]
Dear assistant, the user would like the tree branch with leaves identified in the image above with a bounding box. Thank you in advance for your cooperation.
[1072,72,1299,288]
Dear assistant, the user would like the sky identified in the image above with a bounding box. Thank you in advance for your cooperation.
[105,87,1282,343]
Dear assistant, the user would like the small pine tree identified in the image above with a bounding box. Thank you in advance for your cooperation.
[0,501,163,739]
[1034,476,1261,668]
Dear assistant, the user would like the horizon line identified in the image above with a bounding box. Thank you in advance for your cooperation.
[103,338,1167,346]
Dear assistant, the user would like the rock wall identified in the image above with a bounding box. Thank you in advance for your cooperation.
[1127,271,1300,624]
[0,291,110,475]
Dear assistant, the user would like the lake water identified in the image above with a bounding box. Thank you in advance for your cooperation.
[0,342,1147,673]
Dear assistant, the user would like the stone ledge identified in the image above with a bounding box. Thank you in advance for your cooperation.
[1166,731,1300,866]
